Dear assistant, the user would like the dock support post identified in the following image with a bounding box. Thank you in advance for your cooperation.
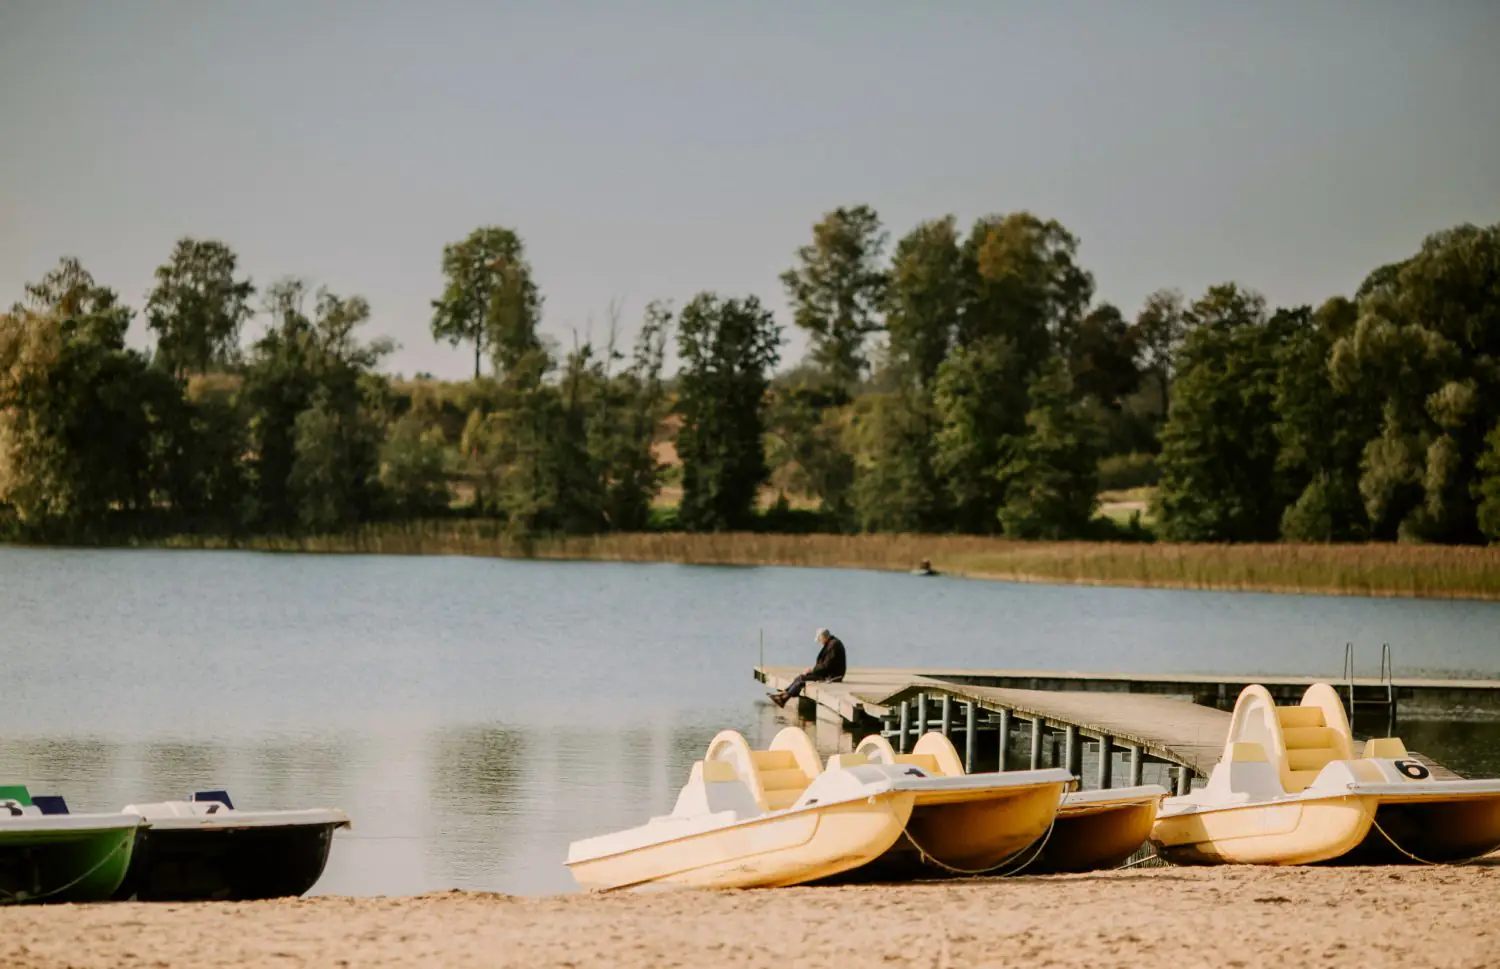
[916,693,929,743]
[1128,744,1143,786]
[1064,725,1081,780]
[940,694,953,738]
[1175,766,1192,796]
[1029,717,1043,769]
[964,701,977,772]
[1097,735,1114,789]
[898,701,911,753]
[996,708,1011,771]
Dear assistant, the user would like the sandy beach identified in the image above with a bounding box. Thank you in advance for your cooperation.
[3,864,1497,969]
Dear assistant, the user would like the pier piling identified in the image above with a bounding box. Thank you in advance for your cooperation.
[964,701,977,771]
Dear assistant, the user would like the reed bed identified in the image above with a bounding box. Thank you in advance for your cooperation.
[148,521,1500,601]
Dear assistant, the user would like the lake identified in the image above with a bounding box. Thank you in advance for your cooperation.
[2,546,1498,896]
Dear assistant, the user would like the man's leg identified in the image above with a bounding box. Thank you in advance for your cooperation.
[771,673,809,707]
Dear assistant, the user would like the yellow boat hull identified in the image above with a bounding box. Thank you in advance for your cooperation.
[1334,791,1500,865]
[1151,795,1377,865]
[814,779,1067,882]
[1031,791,1162,873]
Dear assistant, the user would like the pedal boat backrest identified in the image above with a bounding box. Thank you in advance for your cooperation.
[854,732,965,777]
[705,727,822,813]
[1223,683,1355,794]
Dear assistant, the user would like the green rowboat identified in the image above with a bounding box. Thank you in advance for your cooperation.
[0,785,141,904]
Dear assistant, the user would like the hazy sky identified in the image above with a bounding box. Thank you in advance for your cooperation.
[3,1,1497,378]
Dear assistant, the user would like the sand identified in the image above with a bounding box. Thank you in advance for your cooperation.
[3,865,1497,969]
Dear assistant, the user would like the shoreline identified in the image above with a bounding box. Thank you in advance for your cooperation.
[8,526,1500,602]
[3,866,1497,968]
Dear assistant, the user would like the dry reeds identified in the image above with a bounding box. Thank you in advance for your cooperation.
[150,523,1500,601]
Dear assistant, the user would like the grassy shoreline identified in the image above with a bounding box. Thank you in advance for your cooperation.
[65,521,1500,601]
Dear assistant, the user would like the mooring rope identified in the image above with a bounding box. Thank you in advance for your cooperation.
[899,814,1058,878]
[1368,815,1500,868]
[0,830,134,906]
[1113,849,1162,870]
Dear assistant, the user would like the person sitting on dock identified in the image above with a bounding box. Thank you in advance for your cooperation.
[768,628,846,708]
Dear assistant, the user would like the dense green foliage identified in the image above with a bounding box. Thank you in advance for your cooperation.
[4,215,1499,546]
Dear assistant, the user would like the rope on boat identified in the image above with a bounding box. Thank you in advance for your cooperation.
[0,830,134,906]
[1368,816,1500,868]
[1113,850,1162,870]
[900,815,1058,878]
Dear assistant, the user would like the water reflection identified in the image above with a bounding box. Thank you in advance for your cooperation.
[425,726,525,887]
[4,547,1499,896]
[138,743,226,803]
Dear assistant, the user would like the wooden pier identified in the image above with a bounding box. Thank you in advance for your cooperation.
[753,665,1483,794]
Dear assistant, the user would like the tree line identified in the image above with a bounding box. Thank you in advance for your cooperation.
[2,212,1498,545]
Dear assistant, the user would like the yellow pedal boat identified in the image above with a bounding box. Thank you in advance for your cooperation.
[565,727,1071,890]
[854,732,1167,874]
[1149,682,1500,865]
[812,733,1073,881]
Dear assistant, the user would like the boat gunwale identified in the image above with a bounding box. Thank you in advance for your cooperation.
[130,809,351,832]
[564,786,912,868]
[0,814,146,835]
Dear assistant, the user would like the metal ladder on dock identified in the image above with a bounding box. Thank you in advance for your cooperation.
[1342,642,1397,727]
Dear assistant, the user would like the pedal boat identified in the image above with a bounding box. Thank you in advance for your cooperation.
[566,727,1072,890]
[811,732,1073,881]
[1149,682,1500,865]
[1,785,142,904]
[854,733,1167,874]
[565,728,920,891]
[110,789,351,901]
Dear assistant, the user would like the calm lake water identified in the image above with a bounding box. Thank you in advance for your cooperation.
[2,546,1498,896]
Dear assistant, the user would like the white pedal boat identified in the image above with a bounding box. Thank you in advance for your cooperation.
[565,727,1072,890]
[1149,682,1500,865]
[112,789,351,900]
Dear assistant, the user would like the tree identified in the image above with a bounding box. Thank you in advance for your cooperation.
[380,413,452,519]
[994,358,1101,539]
[0,259,184,537]
[1132,289,1189,417]
[923,213,1096,533]
[850,390,946,533]
[1329,223,1500,543]
[882,215,964,393]
[959,212,1093,375]
[779,205,887,399]
[766,388,856,527]
[853,215,966,532]
[1152,286,1293,542]
[1274,296,1369,541]
[145,238,255,376]
[931,336,1027,532]
[1475,421,1500,543]
[674,293,782,530]
[1070,302,1140,407]
[587,301,671,531]
[431,226,543,379]
[242,278,392,530]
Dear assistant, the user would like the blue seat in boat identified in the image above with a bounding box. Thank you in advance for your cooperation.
[189,790,235,809]
[32,794,70,815]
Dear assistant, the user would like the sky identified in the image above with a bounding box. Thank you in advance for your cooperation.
[2,1,1498,379]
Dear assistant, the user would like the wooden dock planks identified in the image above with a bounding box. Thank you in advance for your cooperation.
[754,665,1467,780]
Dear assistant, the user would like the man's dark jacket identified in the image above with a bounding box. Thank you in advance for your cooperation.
[810,635,846,682]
